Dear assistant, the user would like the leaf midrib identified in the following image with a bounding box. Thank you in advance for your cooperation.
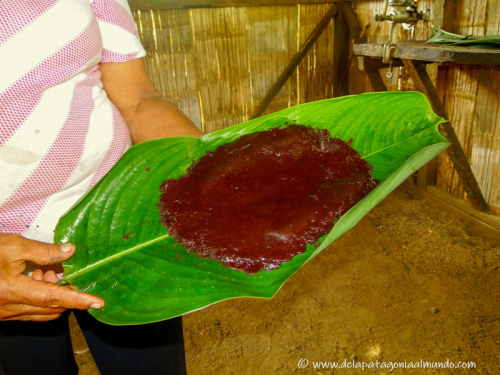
[62,234,170,283]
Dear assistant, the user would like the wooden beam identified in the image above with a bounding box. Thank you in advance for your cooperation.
[353,42,500,65]
[416,160,437,189]
[333,2,369,96]
[426,186,500,234]
[359,57,387,91]
[332,0,349,97]
[357,57,405,70]
[129,0,338,11]
[401,59,489,212]
[249,4,339,120]
[341,2,366,43]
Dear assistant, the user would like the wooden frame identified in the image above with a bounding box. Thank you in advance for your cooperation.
[354,46,492,213]
[129,0,339,11]
[332,0,349,97]
[404,183,500,242]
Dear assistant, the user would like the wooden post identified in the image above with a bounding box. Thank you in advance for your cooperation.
[360,57,388,91]
[335,3,369,96]
[402,59,489,212]
[341,2,366,43]
[332,0,349,97]
[249,4,339,120]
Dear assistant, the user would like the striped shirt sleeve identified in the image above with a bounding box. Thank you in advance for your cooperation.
[90,0,146,63]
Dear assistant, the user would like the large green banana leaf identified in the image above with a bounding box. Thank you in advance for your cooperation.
[56,92,449,325]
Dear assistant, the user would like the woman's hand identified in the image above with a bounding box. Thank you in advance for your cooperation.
[0,233,104,322]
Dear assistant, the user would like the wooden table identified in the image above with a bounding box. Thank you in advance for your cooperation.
[353,41,500,213]
[354,42,500,65]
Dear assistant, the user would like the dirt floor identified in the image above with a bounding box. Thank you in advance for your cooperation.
[72,185,500,374]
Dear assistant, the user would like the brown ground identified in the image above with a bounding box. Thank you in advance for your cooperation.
[72,185,500,374]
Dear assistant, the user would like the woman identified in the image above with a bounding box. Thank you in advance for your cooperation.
[0,0,202,374]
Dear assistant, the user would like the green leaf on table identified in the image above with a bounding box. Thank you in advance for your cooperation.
[56,91,449,325]
[427,27,500,49]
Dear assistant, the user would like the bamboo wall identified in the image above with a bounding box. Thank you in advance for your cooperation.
[132,4,335,134]
[350,0,500,215]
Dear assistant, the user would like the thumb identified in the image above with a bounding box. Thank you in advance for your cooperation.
[19,238,76,266]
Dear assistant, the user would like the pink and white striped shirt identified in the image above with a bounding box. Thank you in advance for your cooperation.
[0,0,146,243]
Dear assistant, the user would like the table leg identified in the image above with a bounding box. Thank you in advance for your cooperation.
[402,59,489,212]
[360,57,388,91]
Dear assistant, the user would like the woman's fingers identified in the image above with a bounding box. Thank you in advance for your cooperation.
[42,270,59,283]
[0,234,104,322]
[31,269,44,281]
[31,269,62,283]
[21,277,104,310]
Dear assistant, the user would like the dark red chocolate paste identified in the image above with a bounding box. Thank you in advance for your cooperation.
[159,125,379,274]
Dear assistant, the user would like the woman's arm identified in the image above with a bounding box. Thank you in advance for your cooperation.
[100,58,203,143]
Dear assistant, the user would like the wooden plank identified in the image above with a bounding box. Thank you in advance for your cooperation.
[249,4,339,119]
[357,57,405,70]
[416,158,437,190]
[401,59,489,212]
[417,165,429,189]
[403,183,500,244]
[426,186,500,234]
[353,42,500,65]
[129,0,338,11]
[332,0,349,97]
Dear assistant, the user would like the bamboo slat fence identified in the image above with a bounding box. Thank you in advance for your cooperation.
[132,4,335,134]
